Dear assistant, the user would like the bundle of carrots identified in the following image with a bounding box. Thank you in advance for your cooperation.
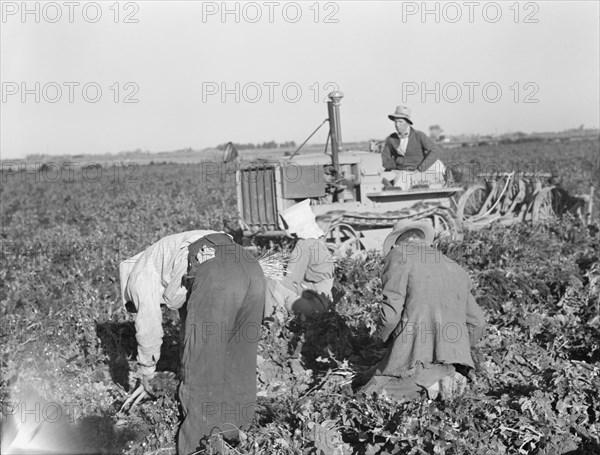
[258,252,287,281]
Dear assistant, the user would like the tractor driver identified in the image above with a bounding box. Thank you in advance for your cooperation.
[381,106,447,191]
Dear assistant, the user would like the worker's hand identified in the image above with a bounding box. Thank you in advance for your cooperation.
[142,373,155,395]
[118,373,155,414]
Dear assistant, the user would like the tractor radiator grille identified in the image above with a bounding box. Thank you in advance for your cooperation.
[239,167,278,231]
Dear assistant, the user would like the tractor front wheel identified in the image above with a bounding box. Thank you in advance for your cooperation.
[456,183,490,221]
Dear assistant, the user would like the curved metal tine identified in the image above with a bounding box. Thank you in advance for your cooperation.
[500,174,520,215]
[482,178,502,214]
[470,172,514,221]
[504,179,525,217]
[493,172,513,215]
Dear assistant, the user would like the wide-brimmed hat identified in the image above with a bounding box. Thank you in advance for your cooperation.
[280,199,325,239]
[388,105,413,124]
[382,220,434,255]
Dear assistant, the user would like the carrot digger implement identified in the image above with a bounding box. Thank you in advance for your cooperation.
[456,171,594,229]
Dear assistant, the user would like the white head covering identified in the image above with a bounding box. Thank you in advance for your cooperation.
[280,199,325,239]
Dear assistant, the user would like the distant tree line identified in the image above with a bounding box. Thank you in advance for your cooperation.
[215,141,296,150]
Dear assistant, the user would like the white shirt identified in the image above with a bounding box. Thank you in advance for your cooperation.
[396,127,412,156]
[119,230,219,374]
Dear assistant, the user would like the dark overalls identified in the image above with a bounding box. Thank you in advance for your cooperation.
[177,234,266,455]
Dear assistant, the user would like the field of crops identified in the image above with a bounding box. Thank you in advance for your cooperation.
[1,139,599,454]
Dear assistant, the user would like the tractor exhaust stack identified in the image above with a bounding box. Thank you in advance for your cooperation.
[327,91,344,173]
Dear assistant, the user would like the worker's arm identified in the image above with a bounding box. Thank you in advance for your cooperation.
[119,252,143,306]
[128,272,164,376]
[284,239,312,293]
[381,137,398,171]
[380,252,411,342]
[416,131,444,172]
[162,252,189,309]
[119,258,164,413]
[304,238,335,283]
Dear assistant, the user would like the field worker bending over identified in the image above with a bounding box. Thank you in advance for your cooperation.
[381,106,447,191]
[119,231,266,454]
[357,221,486,400]
[119,230,218,384]
[265,199,335,320]
[178,233,265,453]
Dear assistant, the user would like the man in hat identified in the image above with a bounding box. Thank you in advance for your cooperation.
[119,231,266,454]
[381,106,447,190]
[264,199,335,319]
[357,220,486,400]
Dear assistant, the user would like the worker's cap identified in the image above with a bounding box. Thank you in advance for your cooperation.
[280,199,325,239]
[388,105,413,125]
[382,220,434,256]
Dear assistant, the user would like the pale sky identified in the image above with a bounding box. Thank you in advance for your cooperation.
[1,1,599,158]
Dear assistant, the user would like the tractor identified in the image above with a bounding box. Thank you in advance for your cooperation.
[234,92,464,256]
